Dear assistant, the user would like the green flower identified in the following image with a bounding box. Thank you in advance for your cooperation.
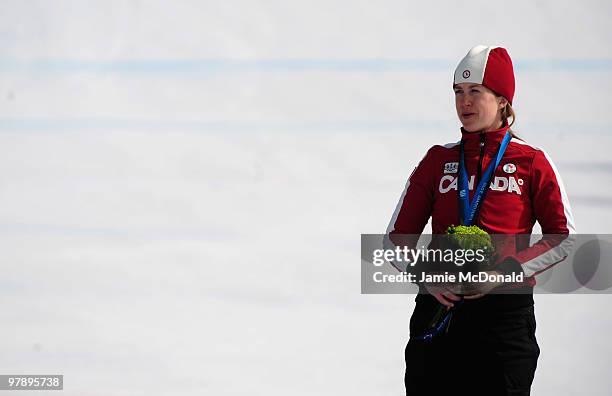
[446,225,494,258]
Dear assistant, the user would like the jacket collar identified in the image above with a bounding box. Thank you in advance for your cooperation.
[460,122,511,150]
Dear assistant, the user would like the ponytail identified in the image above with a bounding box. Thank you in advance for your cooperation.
[500,99,521,140]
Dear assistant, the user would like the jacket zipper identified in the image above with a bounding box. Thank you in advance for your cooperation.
[477,133,485,183]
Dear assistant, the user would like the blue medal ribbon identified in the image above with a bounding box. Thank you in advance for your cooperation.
[459,130,512,226]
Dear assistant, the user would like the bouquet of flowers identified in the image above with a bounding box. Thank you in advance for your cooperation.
[441,224,496,294]
[445,225,494,259]
[418,225,496,341]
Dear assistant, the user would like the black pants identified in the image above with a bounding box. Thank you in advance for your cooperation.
[405,295,540,396]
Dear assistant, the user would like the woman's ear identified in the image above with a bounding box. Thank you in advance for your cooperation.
[498,97,508,110]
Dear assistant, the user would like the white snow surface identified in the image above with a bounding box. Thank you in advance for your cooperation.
[0,1,611,395]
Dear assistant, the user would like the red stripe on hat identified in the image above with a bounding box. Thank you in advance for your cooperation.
[482,47,515,104]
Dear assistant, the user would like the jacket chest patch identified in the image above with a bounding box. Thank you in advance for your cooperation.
[444,162,458,174]
[503,163,517,174]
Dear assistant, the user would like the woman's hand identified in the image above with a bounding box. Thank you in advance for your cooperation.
[423,284,461,309]
[463,270,504,300]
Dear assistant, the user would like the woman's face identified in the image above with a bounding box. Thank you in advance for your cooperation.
[454,83,506,132]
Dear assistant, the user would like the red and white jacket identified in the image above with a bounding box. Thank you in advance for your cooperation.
[387,124,575,286]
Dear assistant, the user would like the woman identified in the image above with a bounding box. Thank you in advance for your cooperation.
[387,45,575,395]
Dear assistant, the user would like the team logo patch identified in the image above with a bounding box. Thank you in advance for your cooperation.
[462,69,471,79]
[444,162,459,174]
[503,163,517,174]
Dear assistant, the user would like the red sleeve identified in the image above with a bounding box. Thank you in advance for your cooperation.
[497,149,576,277]
[387,147,436,235]
[385,148,436,272]
[530,150,575,235]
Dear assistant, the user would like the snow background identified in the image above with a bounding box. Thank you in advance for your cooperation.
[0,1,611,395]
